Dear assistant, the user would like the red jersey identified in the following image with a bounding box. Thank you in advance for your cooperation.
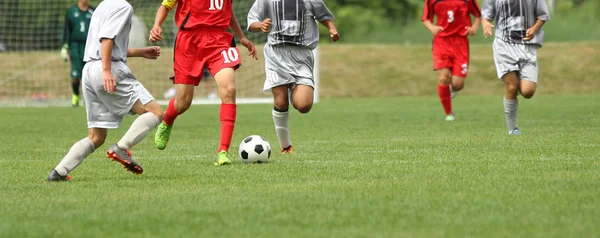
[172,0,233,30]
[421,0,481,37]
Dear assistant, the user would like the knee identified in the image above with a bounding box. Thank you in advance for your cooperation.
[274,98,289,112]
[438,74,451,85]
[506,83,519,94]
[452,81,465,91]
[219,83,236,101]
[294,102,313,114]
[521,90,535,99]
[87,133,105,148]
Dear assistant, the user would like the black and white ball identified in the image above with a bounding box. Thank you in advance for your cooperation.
[239,135,271,163]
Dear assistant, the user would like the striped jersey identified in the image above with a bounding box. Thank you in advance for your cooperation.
[482,0,550,46]
[247,0,334,50]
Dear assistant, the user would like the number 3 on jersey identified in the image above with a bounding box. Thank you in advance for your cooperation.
[209,0,224,10]
[447,11,454,23]
[221,47,240,64]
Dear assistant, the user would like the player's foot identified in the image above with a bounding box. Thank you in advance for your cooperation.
[155,122,172,150]
[445,114,455,122]
[214,150,232,166]
[281,145,294,154]
[508,129,521,135]
[106,144,143,174]
[72,94,79,107]
[450,85,458,99]
[47,169,72,181]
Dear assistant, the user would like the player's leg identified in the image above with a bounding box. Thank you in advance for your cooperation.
[436,68,454,121]
[503,72,520,134]
[271,85,293,154]
[48,128,106,181]
[69,45,84,107]
[518,48,539,99]
[493,39,523,135]
[155,30,200,150]
[212,67,237,165]
[449,36,470,96]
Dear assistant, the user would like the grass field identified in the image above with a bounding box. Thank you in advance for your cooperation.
[1,94,599,237]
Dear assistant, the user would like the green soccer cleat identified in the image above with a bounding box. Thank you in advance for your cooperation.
[155,121,172,150]
[445,114,455,122]
[214,150,232,166]
[72,94,80,107]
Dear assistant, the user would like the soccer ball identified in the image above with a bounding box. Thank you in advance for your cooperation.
[238,135,271,163]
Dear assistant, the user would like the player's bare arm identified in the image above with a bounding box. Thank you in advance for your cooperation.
[482,18,494,38]
[466,17,481,36]
[423,20,444,35]
[249,18,272,33]
[523,18,545,41]
[230,12,258,60]
[127,47,161,59]
[150,2,173,42]
[320,19,339,42]
[100,38,116,94]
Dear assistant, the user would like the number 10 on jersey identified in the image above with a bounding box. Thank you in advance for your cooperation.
[209,0,224,10]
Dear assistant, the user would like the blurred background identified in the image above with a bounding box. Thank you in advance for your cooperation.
[0,0,598,105]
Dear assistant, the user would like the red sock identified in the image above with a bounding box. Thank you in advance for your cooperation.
[164,98,179,126]
[218,104,236,153]
[438,84,452,115]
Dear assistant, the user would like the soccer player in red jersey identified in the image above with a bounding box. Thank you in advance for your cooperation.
[422,0,481,121]
[149,0,258,165]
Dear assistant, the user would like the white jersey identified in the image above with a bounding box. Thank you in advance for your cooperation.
[247,0,334,50]
[83,0,133,63]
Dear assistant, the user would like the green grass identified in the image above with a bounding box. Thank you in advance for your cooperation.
[1,94,599,237]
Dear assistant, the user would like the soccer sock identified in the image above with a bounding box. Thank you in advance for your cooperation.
[117,112,160,149]
[163,98,178,126]
[218,104,236,153]
[72,80,80,96]
[503,97,519,131]
[272,107,291,148]
[54,137,96,176]
[438,84,452,115]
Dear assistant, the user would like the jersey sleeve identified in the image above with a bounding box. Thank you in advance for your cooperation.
[535,0,550,21]
[468,0,482,17]
[60,10,71,46]
[421,0,434,22]
[161,0,178,10]
[311,0,335,22]
[98,5,133,40]
[246,0,264,31]
[481,0,496,21]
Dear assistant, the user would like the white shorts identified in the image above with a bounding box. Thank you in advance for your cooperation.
[82,60,154,129]
[263,44,315,91]
[493,38,539,83]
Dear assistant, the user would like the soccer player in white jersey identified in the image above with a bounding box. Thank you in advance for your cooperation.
[247,0,339,154]
[48,0,164,181]
[482,0,550,135]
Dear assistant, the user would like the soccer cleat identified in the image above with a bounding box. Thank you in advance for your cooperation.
[509,129,521,135]
[155,122,172,150]
[281,145,294,154]
[72,94,80,107]
[214,150,232,166]
[47,170,72,182]
[450,85,458,99]
[445,114,455,122]
[106,144,143,174]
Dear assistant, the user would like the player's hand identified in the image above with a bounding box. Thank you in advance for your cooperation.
[102,70,116,94]
[241,38,258,60]
[465,25,478,36]
[329,28,340,42]
[60,44,69,62]
[141,46,161,59]
[523,27,538,41]
[149,25,163,42]
[261,18,272,33]
[482,20,494,38]
[428,25,444,35]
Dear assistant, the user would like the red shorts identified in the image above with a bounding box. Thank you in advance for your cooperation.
[432,35,470,78]
[173,28,241,86]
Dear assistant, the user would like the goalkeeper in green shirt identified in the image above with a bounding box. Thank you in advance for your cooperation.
[60,0,94,107]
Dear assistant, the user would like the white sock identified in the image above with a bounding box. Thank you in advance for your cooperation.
[117,112,160,149]
[272,108,291,148]
[55,137,96,176]
[504,97,519,131]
